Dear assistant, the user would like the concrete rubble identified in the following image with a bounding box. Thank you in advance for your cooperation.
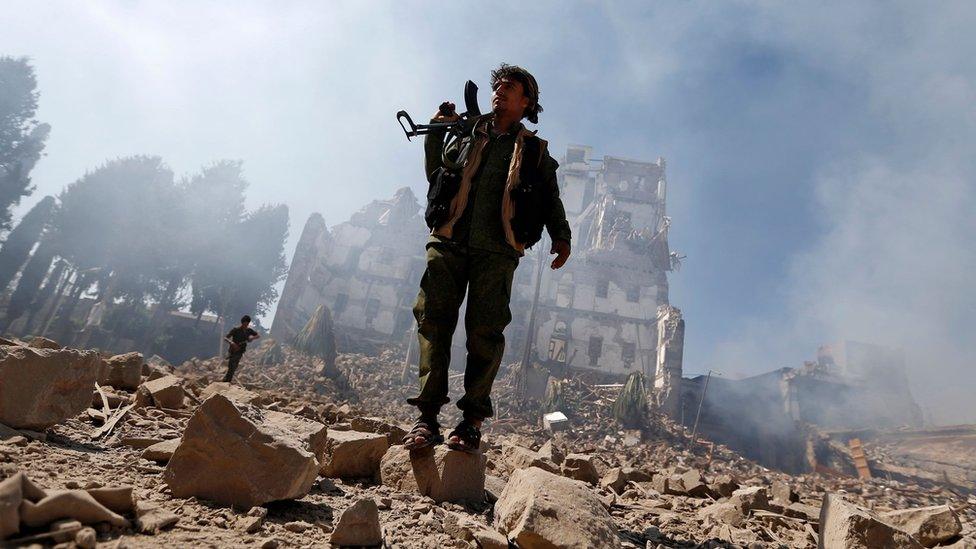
[0,337,973,547]
[163,394,321,507]
[0,345,100,429]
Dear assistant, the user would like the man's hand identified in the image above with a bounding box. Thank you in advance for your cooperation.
[433,101,460,123]
[550,239,571,269]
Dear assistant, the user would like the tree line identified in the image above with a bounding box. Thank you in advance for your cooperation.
[0,56,289,353]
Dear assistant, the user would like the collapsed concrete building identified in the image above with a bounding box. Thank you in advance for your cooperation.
[272,187,427,350]
[273,145,685,398]
[680,341,925,474]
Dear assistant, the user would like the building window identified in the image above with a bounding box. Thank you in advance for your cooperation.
[566,148,586,164]
[334,293,349,314]
[365,298,381,321]
[621,342,636,366]
[588,336,603,367]
[596,279,609,298]
[626,286,640,303]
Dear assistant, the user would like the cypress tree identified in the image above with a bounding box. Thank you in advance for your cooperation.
[0,195,55,292]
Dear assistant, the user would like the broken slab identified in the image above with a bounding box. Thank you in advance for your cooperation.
[330,498,383,547]
[444,511,508,549]
[199,382,261,405]
[543,411,569,433]
[100,352,143,390]
[698,486,771,528]
[27,336,61,349]
[141,439,181,464]
[350,416,408,446]
[599,467,653,495]
[561,453,600,485]
[265,410,329,463]
[494,466,621,549]
[320,430,389,479]
[134,375,186,409]
[503,443,559,474]
[881,505,962,548]
[673,469,709,497]
[819,493,923,549]
[163,394,320,508]
[0,472,130,538]
[380,444,486,504]
[0,346,100,429]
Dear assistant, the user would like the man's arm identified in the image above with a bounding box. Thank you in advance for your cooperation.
[542,154,572,269]
[247,328,260,342]
[424,103,459,185]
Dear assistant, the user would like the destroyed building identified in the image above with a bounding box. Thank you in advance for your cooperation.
[680,341,925,474]
[273,145,685,398]
[272,187,427,348]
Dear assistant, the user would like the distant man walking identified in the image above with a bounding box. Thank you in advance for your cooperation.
[223,315,259,382]
[403,64,572,453]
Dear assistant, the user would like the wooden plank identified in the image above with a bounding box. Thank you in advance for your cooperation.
[849,437,872,480]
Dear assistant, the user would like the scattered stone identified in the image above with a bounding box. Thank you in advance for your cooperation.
[49,519,82,542]
[443,511,507,549]
[350,416,408,445]
[198,381,261,405]
[543,411,569,433]
[494,467,620,549]
[134,375,186,409]
[819,493,923,549]
[673,469,709,497]
[283,520,312,533]
[330,498,383,547]
[134,501,179,534]
[265,410,329,463]
[709,474,739,498]
[28,336,61,350]
[163,394,320,507]
[0,346,100,429]
[537,439,565,465]
[770,480,798,506]
[600,467,653,495]
[380,444,486,503]
[503,443,559,474]
[260,537,280,549]
[75,526,97,548]
[100,352,143,390]
[699,486,770,528]
[141,439,181,464]
[561,453,600,485]
[320,430,389,479]
[882,505,962,548]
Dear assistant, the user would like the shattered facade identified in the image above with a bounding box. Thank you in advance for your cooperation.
[274,146,684,395]
[526,145,681,382]
[272,187,427,346]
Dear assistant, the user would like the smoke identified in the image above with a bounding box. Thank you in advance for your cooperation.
[705,3,976,424]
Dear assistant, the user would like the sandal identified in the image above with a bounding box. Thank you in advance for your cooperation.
[402,417,443,450]
[446,419,482,454]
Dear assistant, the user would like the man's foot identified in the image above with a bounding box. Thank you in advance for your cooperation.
[446,418,482,454]
[402,417,443,450]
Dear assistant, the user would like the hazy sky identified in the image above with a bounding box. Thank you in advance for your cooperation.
[4,1,975,422]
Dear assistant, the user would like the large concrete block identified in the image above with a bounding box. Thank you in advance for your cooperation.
[320,430,388,479]
[494,467,620,549]
[380,444,486,504]
[100,352,143,390]
[819,493,923,549]
[0,346,100,429]
[163,394,319,508]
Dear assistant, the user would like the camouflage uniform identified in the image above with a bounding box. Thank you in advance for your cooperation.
[407,116,572,419]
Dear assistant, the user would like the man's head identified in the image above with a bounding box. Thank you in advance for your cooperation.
[240,315,251,327]
[490,63,542,124]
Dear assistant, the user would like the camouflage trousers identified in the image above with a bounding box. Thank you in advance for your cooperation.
[407,238,519,419]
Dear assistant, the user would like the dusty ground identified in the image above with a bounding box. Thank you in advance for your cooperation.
[2,344,974,548]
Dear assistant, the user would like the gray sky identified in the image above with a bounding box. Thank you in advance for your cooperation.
[5,1,975,422]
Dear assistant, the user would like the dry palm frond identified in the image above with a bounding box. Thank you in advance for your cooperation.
[291,304,339,378]
[612,371,647,428]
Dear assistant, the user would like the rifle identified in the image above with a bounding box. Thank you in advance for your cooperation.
[396,80,483,170]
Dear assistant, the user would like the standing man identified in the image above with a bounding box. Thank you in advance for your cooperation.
[223,314,259,383]
[403,64,572,453]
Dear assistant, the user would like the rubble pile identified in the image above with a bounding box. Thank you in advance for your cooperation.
[1,337,974,548]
